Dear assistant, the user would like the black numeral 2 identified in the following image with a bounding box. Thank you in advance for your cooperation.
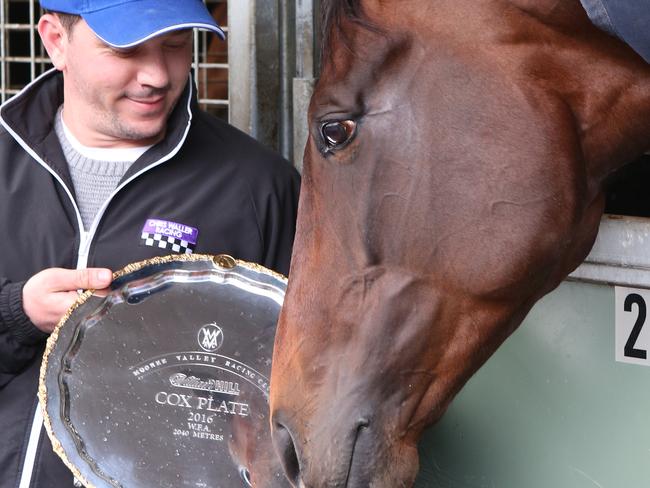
[624,293,647,359]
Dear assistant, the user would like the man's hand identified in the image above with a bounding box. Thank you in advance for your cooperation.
[23,268,113,333]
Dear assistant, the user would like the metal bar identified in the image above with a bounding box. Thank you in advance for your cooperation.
[2,24,34,30]
[292,77,313,173]
[256,1,283,152]
[195,62,229,69]
[278,0,295,161]
[295,0,314,79]
[1,56,50,62]
[292,0,316,171]
[197,28,206,101]
[228,0,256,135]
[192,25,199,92]
[1,0,6,104]
[29,0,35,80]
[197,98,229,106]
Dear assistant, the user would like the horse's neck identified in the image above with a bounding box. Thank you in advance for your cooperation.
[511,0,650,180]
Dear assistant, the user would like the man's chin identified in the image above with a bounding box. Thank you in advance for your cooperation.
[114,121,167,146]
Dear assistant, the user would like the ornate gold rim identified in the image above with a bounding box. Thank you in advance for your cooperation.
[38,253,287,487]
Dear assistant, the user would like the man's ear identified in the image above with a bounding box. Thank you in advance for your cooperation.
[38,13,68,71]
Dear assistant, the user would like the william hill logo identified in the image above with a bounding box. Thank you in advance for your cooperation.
[198,323,224,352]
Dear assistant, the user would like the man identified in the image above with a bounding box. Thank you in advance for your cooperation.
[0,1,300,486]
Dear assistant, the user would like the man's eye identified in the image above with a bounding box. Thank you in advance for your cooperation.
[112,47,137,57]
[164,33,192,50]
[320,120,357,149]
[165,41,190,50]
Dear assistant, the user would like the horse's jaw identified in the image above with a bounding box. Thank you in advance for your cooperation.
[270,265,519,488]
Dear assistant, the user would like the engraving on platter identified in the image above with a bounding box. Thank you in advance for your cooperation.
[126,352,269,445]
[155,391,248,443]
[169,373,241,395]
[154,392,249,417]
[130,354,270,393]
[197,322,224,352]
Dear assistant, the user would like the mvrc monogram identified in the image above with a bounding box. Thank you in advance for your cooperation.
[198,323,224,352]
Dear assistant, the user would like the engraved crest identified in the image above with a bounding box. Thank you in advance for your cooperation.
[198,323,224,352]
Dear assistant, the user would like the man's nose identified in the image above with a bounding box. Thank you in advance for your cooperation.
[136,49,170,89]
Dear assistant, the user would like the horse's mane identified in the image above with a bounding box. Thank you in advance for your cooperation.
[320,0,378,57]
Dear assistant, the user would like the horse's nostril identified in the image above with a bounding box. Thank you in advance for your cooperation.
[272,421,301,485]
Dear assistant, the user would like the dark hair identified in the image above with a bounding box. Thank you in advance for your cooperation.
[42,9,81,37]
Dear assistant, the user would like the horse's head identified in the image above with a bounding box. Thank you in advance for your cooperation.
[270,0,650,486]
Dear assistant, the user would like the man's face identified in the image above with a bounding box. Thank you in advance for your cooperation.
[61,20,193,147]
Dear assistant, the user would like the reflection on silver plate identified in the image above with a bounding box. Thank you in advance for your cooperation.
[39,254,291,488]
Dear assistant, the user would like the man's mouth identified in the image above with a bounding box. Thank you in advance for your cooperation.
[126,95,167,114]
[128,95,165,104]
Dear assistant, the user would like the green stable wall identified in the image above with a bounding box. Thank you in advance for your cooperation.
[416,279,650,487]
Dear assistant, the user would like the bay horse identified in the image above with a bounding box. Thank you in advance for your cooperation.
[268,0,650,487]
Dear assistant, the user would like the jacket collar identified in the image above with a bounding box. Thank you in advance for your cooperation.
[0,68,196,186]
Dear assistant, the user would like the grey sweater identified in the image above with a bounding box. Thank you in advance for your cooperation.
[54,109,135,230]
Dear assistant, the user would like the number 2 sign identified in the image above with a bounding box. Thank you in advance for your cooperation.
[615,287,650,366]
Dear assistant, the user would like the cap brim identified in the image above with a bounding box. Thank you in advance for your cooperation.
[82,0,226,48]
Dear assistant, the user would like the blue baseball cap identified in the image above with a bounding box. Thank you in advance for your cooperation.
[40,0,226,48]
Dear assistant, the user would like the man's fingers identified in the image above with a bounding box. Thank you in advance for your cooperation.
[44,267,113,291]
[73,268,113,291]
[23,267,113,333]
[51,290,80,316]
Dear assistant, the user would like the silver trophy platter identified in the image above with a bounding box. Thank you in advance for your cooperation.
[39,254,290,488]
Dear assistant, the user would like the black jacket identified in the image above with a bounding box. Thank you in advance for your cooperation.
[0,70,300,487]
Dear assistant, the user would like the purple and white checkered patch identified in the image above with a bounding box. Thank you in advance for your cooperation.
[141,219,198,254]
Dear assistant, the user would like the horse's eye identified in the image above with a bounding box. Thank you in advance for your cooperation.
[321,120,357,149]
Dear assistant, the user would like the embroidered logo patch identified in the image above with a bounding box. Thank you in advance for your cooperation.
[141,218,198,254]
